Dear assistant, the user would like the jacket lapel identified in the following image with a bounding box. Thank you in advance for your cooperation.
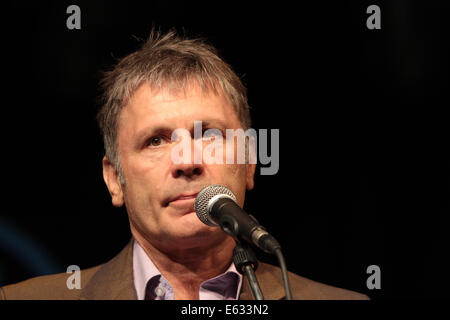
[239,262,286,300]
[79,239,137,300]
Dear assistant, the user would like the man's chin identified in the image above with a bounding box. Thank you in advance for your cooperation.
[175,217,217,237]
[169,215,225,243]
[177,210,209,226]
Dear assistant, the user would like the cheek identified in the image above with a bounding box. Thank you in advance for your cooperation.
[121,153,171,212]
[207,162,244,179]
[123,149,171,183]
[122,179,165,239]
[223,137,248,165]
[206,163,247,204]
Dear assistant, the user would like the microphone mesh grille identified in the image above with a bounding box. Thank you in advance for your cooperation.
[195,184,237,226]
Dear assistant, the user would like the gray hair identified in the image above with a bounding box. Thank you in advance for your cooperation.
[97,28,251,184]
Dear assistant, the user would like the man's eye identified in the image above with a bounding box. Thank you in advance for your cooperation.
[202,128,223,141]
[148,136,165,147]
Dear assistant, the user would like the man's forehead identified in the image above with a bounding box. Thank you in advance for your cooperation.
[129,80,225,104]
[118,82,240,133]
[123,82,231,115]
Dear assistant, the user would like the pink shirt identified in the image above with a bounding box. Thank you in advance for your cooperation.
[132,240,243,300]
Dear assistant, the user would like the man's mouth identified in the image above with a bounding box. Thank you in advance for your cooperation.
[163,192,199,211]
[173,194,198,201]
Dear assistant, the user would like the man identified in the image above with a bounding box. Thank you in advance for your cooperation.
[0,29,368,300]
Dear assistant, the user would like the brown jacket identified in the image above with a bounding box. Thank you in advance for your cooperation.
[0,240,369,300]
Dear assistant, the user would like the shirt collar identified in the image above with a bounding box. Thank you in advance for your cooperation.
[133,240,162,300]
[132,239,242,300]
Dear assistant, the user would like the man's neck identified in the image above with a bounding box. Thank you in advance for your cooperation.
[134,232,236,299]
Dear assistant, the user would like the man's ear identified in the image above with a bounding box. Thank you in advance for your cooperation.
[245,135,256,190]
[246,163,256,190]
[102,156,124,207]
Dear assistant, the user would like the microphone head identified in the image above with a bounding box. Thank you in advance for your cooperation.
[195,184,237,226]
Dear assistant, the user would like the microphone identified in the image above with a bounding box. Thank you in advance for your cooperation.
[194,184,281,254]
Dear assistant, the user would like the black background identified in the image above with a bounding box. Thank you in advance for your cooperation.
[0,0,449,300]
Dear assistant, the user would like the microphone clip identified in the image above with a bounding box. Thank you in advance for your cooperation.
[233,241,264,300]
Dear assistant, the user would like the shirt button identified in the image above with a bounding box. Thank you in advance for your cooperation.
[154,286,165,298]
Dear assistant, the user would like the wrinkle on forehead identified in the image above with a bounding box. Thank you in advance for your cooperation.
[118,80,235,129]
[132,78,223,105]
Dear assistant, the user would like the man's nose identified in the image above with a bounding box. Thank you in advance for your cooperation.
[171,137,205,178]
[172,161,204,178]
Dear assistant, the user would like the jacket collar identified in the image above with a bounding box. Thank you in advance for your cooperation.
[79,239,137,300]
[79,238,285,300]
[239,262,286,300]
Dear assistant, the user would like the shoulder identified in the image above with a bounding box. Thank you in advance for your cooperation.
[257,262,370,300]
[0,266,101,300]
[1,239,136,300]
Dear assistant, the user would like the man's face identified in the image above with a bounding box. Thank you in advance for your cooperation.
[103,82,255,250]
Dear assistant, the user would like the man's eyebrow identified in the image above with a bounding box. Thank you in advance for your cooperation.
[135,126,172,145]
[201,119,229,129]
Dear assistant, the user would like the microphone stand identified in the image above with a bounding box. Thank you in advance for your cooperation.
[233,241,264,300]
